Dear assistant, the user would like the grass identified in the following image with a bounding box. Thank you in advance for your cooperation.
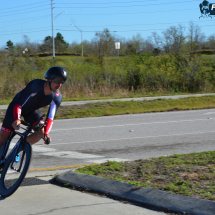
[1,95,215,122]
[54,95,215,119]
[0,99,12,105]
[0,91,199,105]
[61,91,196,102]
[64,183,71,187]
[1,53,215,100]
[75,151,215,201]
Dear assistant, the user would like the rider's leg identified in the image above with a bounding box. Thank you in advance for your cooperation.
[24,109,45,145]
[0,130,11,151]
[0,131,10,171]
[26,128,44,145]
[1,105,14,151]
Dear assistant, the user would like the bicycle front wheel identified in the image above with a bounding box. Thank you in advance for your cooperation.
[0,141,32,198]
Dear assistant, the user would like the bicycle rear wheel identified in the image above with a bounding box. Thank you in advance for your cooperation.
[0,141,32,198]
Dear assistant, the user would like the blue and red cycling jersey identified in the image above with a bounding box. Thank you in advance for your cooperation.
[1,79,62,134]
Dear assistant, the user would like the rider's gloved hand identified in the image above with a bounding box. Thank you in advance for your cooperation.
[44,134,51,145]
[12,119,21,130]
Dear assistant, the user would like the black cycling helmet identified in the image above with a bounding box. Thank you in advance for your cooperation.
[44,66,68,83]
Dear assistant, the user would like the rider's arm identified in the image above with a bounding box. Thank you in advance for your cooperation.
[13,80,35,120]
[13,105,22,120]
[44,94,61,134]
[44,118,54,135]
[44,101,56,134]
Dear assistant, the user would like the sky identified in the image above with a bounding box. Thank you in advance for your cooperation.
[0,0,215,48]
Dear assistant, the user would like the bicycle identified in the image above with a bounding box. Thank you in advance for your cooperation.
[0,115,50,198]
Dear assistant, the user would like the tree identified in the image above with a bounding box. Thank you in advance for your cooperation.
[55,32,69,52]
[206,35,215,50]
[23,35,30,48]
[67,41,79,53]
[126,33,145,55]
[150,32,162,51]
[81,40,94,55]
[144,39,154,53]
[5,40,14,52]
[187,21,205,51]
[39,32,68,53]
[94,28,115,59]
[162,25,185,54]
[162,30,172,53]
[39,36,52,53]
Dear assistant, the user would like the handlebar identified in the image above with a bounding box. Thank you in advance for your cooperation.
[46,138,51,145]
[17,118,51,145]
[20,120,30,127]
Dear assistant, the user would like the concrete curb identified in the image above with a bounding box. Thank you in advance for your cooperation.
[56,170,215,215]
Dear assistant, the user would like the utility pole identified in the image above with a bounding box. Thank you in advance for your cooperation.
[71,24,83,58]
[81,30,83,58]
[51,0,55,59]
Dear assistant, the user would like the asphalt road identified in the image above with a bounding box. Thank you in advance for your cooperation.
[2,105,215,215]
[6,107,215,171]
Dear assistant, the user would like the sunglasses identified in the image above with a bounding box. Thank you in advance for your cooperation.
[52,78,65,85]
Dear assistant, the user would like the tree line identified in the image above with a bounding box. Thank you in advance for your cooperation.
[2,21,215,57]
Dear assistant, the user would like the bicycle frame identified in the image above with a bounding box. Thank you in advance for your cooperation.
[0,115,49,172]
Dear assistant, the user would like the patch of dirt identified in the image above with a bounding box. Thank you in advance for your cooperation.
[179,172,199,180]
[77,154,215,201]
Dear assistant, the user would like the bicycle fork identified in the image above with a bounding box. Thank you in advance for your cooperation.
[10,140,25,172]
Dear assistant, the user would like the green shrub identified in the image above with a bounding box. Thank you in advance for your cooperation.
[0,53,215,99]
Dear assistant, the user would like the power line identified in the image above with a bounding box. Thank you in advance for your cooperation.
[61,7,199,16]
[0,19,211,34]
[0,0,50,11]
[0,29,80,37]
[0,4,50,15]
[0,8,50,18]
[0,15,50,24]
[55,0,199,5]
[57,24,215,33]
[1,16,50,29]
[0,29,53,36]
[54,20,215,28]
[56,0,201,8]
[1,27,52,34]
[0,23,214,37]
[55,0,159,5]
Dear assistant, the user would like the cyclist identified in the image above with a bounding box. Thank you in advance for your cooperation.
[0,66,68,152]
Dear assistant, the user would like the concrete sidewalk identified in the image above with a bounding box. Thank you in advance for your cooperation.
[0,170,165,215]
[56,170,215,215]
[0,184,164,215]
[0,93,215,110]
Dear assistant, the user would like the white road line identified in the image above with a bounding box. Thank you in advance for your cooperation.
[54,108,215,122]
[51,118,214,132]
[32,145,104,159]
[50,130,215,145]
[10,128,215,147]
[8,143,129,163]
[33,147,129,163]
